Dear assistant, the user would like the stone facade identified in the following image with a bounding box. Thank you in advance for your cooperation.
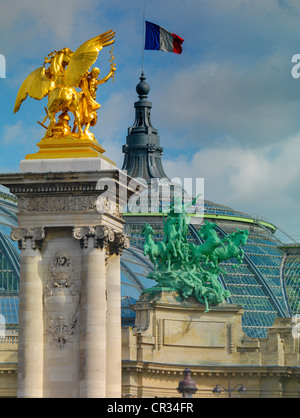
[0,292,300,397]
[121,291,300,398]
[0,158,299,398]
[0,334,18,398]
[0,160,137,398]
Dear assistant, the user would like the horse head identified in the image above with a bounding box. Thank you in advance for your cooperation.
[231,228,249,246]
[198,220,218,239]
[142,223,154,237]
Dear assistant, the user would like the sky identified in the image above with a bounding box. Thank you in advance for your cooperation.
[0,0,299,240]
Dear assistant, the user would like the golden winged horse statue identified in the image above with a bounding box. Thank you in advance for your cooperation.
[14,30,116,139]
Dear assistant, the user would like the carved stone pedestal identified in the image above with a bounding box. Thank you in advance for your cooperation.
[122,290,259,397]
[0,160,137,398]
[122,291,300,398]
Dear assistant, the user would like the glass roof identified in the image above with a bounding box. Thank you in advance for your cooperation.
[0,296,19,325]
[0,190,298,340]
[283,254,300,315]
[0,189,19,326]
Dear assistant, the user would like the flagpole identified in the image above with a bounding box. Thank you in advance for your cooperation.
[141,1,146,74]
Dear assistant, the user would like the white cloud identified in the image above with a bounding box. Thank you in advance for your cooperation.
[150,48,299,150]
[163,134,300,238]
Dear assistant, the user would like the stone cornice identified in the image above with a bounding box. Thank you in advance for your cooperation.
[0,170,144,206]
[122,361,300,378]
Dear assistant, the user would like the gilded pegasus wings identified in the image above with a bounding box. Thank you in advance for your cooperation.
[64,29,115,87]
[14,67,54,113]
[14,30,115,113]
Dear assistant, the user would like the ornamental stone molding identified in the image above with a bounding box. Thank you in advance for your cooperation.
[73,225,114,249]
[95,195,121,218]
[43,250,80,350]
[18,195,121,218]
[109,232,130,255]
[73,225,129,254]
[11,227,45,250]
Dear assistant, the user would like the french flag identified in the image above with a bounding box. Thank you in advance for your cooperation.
[145,21,184,55]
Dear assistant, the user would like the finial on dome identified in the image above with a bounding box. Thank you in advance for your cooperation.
[136,72,150,99]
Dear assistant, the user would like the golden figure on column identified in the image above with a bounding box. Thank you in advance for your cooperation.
[13,31,116,160]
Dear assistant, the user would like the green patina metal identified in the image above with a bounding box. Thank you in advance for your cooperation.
[142,197,249,312]
[124,212,277,233]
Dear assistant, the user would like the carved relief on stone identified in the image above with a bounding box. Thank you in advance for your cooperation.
[227,322,236,354]
[96,195,121,218]
[11,227,45,250]
[47,313,78,350]
[157,319,163,350]
[18,194,122,218]
[43,250,80,349]
[18,195,97,213]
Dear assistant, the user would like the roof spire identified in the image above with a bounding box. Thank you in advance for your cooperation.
[122,73,169,183]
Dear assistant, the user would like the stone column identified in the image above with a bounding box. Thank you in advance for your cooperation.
[74,226,112,398]
[11,228,45,398]
[0,167,136,398]
[106,233,130,397]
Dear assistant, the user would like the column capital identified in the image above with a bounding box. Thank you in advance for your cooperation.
[73,225,114,249]
[109,232,130,256]
[73,225,129,254]
[11,227,45,250]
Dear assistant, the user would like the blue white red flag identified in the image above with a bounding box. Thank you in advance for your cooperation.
[145,21,184,54]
